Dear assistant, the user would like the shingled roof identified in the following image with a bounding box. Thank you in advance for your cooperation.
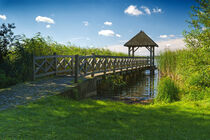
[124,31,158,47]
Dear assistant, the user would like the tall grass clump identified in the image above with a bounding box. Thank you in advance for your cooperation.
[157,48,209,101]
[155,77,179,103]
[157,50,178,78]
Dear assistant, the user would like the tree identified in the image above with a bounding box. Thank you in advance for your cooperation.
[183,0,210,49]
[0,23,20,64]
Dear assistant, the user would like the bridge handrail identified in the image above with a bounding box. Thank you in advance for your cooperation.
[33,54,151,82]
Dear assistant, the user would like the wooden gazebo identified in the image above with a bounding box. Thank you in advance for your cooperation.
[124,30,158,66]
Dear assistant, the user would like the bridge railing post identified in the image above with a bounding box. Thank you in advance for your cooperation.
[74,55,79,83]
[127,58,129,70]
[131,58,134,71]
[104,57,107,75]
[113,57,116,74]
[120,58,122,73]
[53,52,57,76]
[84,57,87,76]
[91,54,95,77]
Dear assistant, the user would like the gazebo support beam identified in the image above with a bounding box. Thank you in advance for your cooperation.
[150,46,152,66]
[134,47,140,53]
[132,47,134,57]
[128,47,131,56]
[152,47,155,66]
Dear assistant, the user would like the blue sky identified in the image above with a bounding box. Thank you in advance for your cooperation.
[0,0,196,50]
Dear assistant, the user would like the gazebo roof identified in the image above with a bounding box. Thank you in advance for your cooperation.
[124,31,158,47]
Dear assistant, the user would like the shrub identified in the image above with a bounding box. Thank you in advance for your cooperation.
[100,75,127,90]
[155,77,179,103]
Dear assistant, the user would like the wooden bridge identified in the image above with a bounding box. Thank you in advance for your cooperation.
[33,54,156,82]
[33,31,158,82]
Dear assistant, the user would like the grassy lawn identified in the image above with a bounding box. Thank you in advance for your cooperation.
[0,96,209,140]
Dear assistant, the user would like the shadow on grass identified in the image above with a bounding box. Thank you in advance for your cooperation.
[0,96,209,140]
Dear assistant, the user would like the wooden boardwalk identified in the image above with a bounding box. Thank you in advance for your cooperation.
[34,54,156,82]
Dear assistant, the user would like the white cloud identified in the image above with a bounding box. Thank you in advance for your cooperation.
[98,30,115,37]
[0,14,6,20]
[124,5,143,16]
[104,21,112,26]
[116,34,121,38]
[156,38,186,54]
[160,35,168,38]
[35,16,54,24]
[141,6,151,15]
[104,38,185,56]
[169,34,175,37]
[153,8,162,13]
[46,25,51,28]
[83,21,89,26]
[166,44,171,47]
[160,34,176,39]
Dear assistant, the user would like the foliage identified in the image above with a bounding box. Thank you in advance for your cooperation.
[99,75,127,90]
[155,77,179,103]
[0,23,21,64]
[0,69,17,87]
[157,49,209,101]
[97,75,127,97]
[0,96,210,139]
[183,0,210,50]
[0,27,127,88]
[157,50,178,77]
[157,0,210,101]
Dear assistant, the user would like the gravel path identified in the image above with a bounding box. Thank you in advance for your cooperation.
[0,76,74,111]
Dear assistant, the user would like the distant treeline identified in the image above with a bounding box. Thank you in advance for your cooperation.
[0,25,126,88]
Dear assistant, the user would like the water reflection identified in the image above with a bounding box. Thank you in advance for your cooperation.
[121,70,158,98]
[97,69,158,99]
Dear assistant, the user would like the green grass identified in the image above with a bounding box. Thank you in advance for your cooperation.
[0,96,210,140]
[157,49,209,101]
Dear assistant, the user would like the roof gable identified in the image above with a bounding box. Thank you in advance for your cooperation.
[124,31,158,47]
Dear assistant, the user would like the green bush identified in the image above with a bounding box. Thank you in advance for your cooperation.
[155,77,179,103]
[100,75,127,90]
[0,69,17,88]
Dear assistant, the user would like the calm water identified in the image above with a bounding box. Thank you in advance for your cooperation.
[120,70,158,99]
[97,69,159,99]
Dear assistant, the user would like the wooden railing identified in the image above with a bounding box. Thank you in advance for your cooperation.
[33,54,150,82]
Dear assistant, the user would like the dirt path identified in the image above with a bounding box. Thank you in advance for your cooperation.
[0,76,74,111]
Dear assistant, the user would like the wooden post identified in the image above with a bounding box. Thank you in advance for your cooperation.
[120,58,123,74]
[136,58,138,69]
[104,57,107,75]
[153,47,155,66]
[91,54,95,77]
[131,58,134,71]
[150,46,152,66]
[126,58,129,71]
[44,57,47,73]
[74,55,79,83]
[132,47,134,57]
[33,52,35,81]
[71,56,74,76]
[128,47,130,56]
[84,57,87,75]
[113,58,116,75]
[53,52,57,76]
